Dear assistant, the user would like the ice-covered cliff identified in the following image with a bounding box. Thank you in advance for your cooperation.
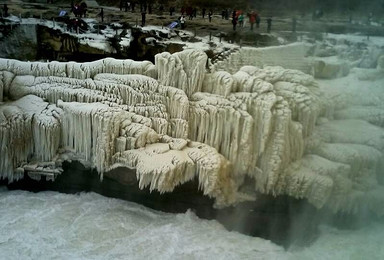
[1,45,383,213]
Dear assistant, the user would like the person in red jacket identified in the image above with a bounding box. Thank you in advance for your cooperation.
[249,11,256,30]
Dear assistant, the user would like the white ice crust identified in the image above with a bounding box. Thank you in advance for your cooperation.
[1,43,383,213]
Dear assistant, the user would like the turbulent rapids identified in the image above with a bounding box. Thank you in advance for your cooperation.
[1,189,384,259]
[1,38,384,215]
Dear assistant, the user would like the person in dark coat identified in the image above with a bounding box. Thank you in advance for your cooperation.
[131,2,135,12]
[256,12,260,28]
[267,17,272,33]
[232,10,237,31]
[141,10,146,26]
[292,17,297,32]
[99,8,104,22]
[3,4,9,17]
[208,10,212,22]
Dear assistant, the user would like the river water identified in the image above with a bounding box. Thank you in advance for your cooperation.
[1,187,383,260]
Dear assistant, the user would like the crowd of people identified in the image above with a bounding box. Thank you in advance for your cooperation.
[230,10,262,31]
[2,1,279,34]
[165,6,270,33]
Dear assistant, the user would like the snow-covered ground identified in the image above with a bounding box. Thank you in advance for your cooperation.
[2,15,242,55]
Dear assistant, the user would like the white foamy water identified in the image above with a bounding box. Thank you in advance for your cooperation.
[1,188,383,260]
[0,188,286,260]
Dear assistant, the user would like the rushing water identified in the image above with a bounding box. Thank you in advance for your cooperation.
[1,187,384,260]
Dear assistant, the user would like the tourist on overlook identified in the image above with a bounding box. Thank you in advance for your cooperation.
[188,6,193,20]
[208,10,212,22]
[169,6,175,16]
[131,2,135,12]
[3,4,9,17]
[180,15,186,29]
[238,13,244,28]
[98,8,104,22]
[125,1,130,12]
[159,4,164,14]
[249,11,256,30]
[141,9,146,26]
[256,12,261,28]
[267,17,272,33]
[232,10,238,31]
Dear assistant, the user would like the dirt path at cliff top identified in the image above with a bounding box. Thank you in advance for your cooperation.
[3,0,384,39]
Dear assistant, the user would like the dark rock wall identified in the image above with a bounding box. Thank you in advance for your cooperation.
[0,24,38,60]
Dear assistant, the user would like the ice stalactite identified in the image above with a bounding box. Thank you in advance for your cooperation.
[8,73,190,139]
[202,71,234,97]
[112,137,237,207]
[0,104,32,181]
[0,57,156,80]
[0,95,62,182]
[0,71,14,102]
[189,64,321,197]
[0,54,234,206]
[58,101,124,175]
[155,50,208,98]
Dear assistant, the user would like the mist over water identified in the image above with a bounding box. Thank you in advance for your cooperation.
[1,187,383,259]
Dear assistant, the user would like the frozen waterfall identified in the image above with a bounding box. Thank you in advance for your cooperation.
[1,42,384,214]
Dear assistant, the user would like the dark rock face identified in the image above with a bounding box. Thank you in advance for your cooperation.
[224,32,281,46]
[0,23,185,62]
[127,27,184,62]
[0,24,38,60]
[36,25,108,62]
[2,161,325,248]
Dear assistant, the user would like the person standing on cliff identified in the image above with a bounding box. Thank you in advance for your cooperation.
[125,1,130,12]
[141,9,146,26]
[256,13,261,28]
[208,10,212,22]
[249,11,256,30]
[99,8,104,23]
[232,10,237,31]
[267,17,272,33]
[3,4,9,17]
[238,13,244,28]
[180,15,186,29]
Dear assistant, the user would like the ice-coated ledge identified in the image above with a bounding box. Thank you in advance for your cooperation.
[1,47,384,213]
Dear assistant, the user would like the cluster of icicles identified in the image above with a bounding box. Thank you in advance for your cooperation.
[1,46,383,213]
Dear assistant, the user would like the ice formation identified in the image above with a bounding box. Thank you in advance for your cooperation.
[1,42,383,213]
